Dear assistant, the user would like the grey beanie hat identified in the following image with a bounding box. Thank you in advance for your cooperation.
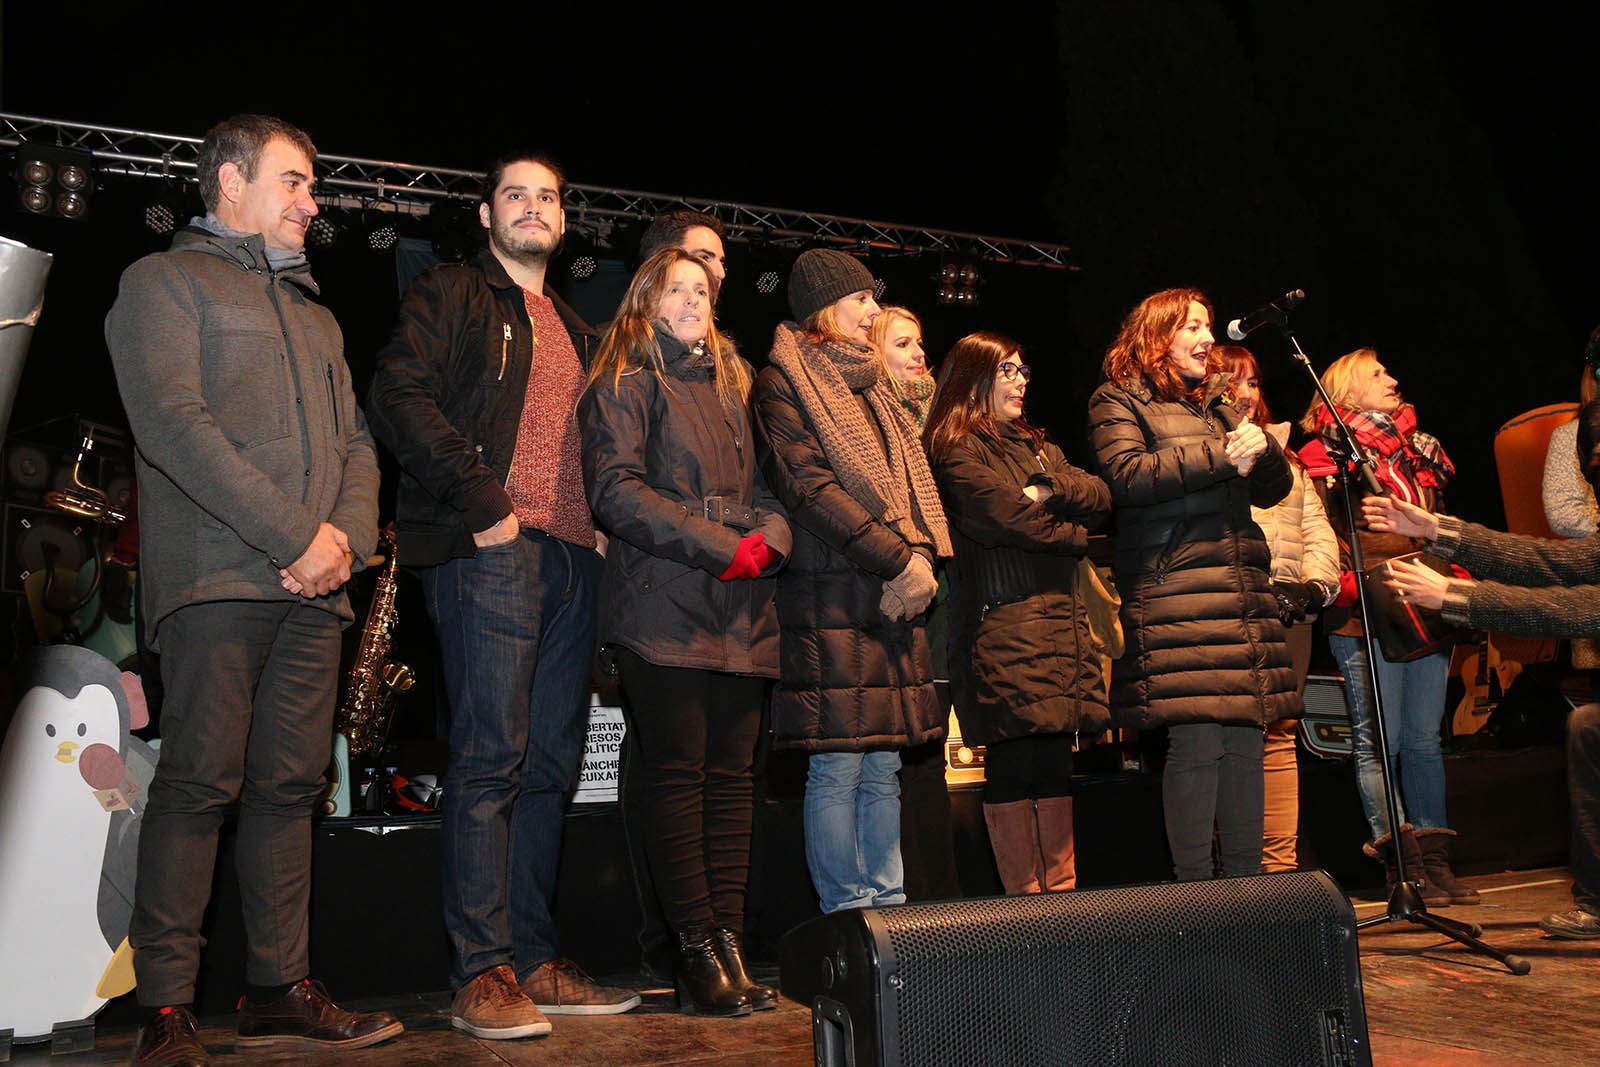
[787,249,877,323]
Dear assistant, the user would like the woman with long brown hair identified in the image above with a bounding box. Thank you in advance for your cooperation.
[1216,344,1339,871]
[579,248,790,1015]
[925,331,1111,893]
[1087,288,1299,881]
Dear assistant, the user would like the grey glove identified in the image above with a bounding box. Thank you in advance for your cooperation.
[885,554,938,621]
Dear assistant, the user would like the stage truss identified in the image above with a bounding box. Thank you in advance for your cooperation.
[1,113,1076,270]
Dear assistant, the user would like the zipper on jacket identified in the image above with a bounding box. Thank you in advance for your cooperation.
[499,323,511,381]
[325,365,340,433]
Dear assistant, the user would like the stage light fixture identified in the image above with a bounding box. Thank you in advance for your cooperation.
[428,199,481,262]
[934,257,981,308]
[305,214,340,251]
[756,270,781,295]
[872,277,887,301]
[142,181,190,237]
[14,145,96,220]
[364,200,399,254]
[561,225,604,281]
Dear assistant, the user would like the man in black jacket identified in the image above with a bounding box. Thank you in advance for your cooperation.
[366,152,639,1040]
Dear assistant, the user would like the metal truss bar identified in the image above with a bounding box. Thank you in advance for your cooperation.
[1,112,1075,270]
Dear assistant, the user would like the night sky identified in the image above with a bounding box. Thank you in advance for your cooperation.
[4,4,1596,527]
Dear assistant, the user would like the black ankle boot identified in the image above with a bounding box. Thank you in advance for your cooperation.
[675,928,752,1017]
[711,928,777,1011]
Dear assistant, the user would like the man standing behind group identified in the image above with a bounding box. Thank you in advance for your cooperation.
[638,208,727,285]
[106,114,398,1065]
[367,151,640,1041]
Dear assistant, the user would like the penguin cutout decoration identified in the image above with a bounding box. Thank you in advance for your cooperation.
[0,644,157,1043]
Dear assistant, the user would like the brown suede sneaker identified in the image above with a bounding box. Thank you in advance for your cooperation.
[451,964,552,1039]
[131,1006,209,1066]
[234,979,403,1051]
[520,959,642,1015]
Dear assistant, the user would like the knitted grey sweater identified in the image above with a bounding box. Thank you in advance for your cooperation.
[1431,515,1600,637]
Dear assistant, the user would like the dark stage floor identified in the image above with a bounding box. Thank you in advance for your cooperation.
[14,867,1595,1067]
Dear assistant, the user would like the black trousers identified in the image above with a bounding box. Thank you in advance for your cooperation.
[131,600,340,1005]
[615,648,764,933]
[1570,704,1600,914]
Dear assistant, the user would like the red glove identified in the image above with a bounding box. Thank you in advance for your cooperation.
[1334,569,1359,607]
[751,541,775,573]
[720,533,766,581]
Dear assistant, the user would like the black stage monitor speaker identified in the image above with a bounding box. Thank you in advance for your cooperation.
[780,870,1370,1067]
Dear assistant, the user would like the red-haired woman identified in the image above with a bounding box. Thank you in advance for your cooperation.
[1087,289,1299,881]
[580,248,790,1015]
[1216,344,1340,871]
[925,332,1111,892]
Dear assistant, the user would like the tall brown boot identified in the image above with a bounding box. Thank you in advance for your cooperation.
[983,800,1044,894]
[1034,795,1077,891]
[1413,827,1481,905]
[1363,824,1449,904]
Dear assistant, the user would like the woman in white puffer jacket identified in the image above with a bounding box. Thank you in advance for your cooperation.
[1217,345,1340,871]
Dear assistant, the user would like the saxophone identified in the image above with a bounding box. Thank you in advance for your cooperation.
[337,534,415,757]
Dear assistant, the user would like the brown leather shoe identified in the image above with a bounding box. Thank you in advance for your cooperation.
[234,978,403,1051]
[451,965,552,1039]
[131,1006,208,1066]
[521,959,641,1015]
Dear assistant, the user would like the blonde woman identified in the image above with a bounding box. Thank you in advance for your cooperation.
[1297,347,1475,903]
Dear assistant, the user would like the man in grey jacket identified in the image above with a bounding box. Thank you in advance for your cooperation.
[105,114,398,1065]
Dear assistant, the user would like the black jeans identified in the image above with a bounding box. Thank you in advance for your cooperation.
[1569,704,1600,914]
[131,600,340,1005]
[1163,723,1264,881]
[616,648,764,933]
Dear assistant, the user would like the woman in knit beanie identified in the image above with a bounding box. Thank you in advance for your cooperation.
[753,249,951,913]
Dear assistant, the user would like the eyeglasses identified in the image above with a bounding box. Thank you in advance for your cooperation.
[997,361,1032,383]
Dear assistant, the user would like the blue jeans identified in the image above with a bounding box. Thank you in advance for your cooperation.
[803,750,905,913]
[421,528,602,988]
[1328,634,1449,840]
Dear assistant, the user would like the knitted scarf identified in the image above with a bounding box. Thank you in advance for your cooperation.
[895,372,937,432]
[768,322,951,557]
[1315,402,1454,496]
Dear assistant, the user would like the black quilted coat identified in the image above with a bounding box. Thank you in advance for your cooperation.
[934,423,1114,747]
[753,362,945,753]
[1087,373,1302,727]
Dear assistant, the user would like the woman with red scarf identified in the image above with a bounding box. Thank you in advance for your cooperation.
[1298,347,1477,904]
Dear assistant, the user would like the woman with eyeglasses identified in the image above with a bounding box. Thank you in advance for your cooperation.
[1087,289,1300,881]
[925,333,1111,893]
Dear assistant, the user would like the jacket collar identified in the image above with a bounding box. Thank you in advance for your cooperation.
[170,226,320,295]
[473,249,599,340]
[1117,371,1233,411]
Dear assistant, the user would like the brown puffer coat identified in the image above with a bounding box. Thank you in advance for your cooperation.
[1088,374,1302,727]
[753,358,944,753]
[934,423,1113,746]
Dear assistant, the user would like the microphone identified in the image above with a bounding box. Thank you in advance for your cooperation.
[1226,289,1305,341]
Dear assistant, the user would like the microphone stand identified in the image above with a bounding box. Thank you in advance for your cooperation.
[1280,324,1529,975]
